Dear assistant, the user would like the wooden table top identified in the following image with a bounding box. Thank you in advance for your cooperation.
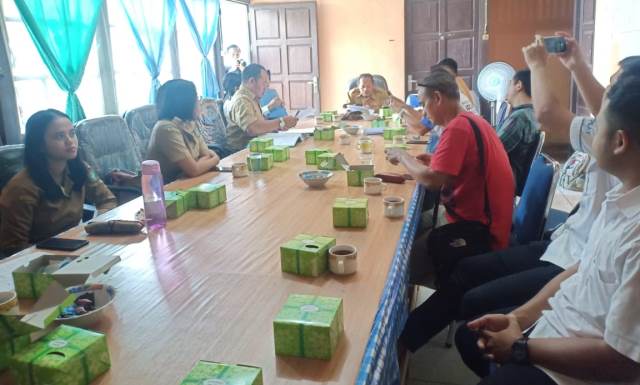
[0,121,423,385]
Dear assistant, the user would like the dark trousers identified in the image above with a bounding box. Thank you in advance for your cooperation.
[477,364,558,385]
[400,240,553,352]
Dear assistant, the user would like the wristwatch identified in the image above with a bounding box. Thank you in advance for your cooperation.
[279,117,286,130]
[510,336,530,365]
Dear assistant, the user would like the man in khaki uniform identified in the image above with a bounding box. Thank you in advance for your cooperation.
[347,73,390,110]
[225,64,298,153]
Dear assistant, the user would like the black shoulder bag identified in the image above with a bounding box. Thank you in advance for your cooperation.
[427,116,493,285]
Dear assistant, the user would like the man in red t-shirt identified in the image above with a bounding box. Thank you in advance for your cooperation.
[387,71,514,250]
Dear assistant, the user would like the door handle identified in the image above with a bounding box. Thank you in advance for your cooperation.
[307,76,319,94]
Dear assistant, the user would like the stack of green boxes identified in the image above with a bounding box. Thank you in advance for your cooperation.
[305,148,329,165]
[165,191,187,219]
[371,119,389,129]
[165,183,227,219]
[313,126,336,141]
[264,145,290,162]
[10,325,111,385]
[346,165,375,187]
[280,234,336,277]
[317,153,339,170]
[273,294,344,360]
[320,111,337,122]
[192,183,227,209]
[180,361,263,385]
[383,126,407,140]
[248,137,274,153]
[247,153,274,171]
[333,197,369,228]
[379,106,393,118]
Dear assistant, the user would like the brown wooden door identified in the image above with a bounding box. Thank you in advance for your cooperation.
[406,0,485,94]
[571,0,596,116]
[249,2,320,113]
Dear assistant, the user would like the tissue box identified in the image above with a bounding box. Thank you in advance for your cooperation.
[247,153,273,171]
[383,127,407,140]
[273,294,344,360]
[280,234,336,277]
[317,153,339,170]
[192,183,227,209]
[12,255,120,300]
[248,137,274,153]
[176,189,197,210]
[180,361,263,385]
[305,148,329,165]
[10,325,110,385]
[333,197,368,228]
[314,127,335,141]
[379,107,393,118]
[0,334,30,371]
[372,119,389,129]
[320,111,336,122]
[347,165,375,187]
[265,145,290,162]
[165,191,186,219]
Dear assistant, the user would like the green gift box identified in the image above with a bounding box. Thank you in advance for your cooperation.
[333,197,368,228]
[265,145,290,162]
[385,143,408,150]
[346,165,375,187]
[313,127,335,141]
[320,111,336,122]
[383,127,407,140]
[192,183,227,209]
[176,189,197,210]
[280,234,336,277]
[273,294,344,360]
[10,325,110,385]
[317,153,340,171]
[248,137,274,153]
[305,148,329,165]
[372,119,389,129]
[165,191,186,219]
[0,334,30,371]
[180,361,263,385]
[379,106,393,118]
[247,153,273,171]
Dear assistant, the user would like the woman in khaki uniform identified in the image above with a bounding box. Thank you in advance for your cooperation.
[147,79,220,183]
[0,109,117,257]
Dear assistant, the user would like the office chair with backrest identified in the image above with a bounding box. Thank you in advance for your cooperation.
[124,104,157,160]
[76,115,142,205]
[200,98,233,159]
[347,74,390,93]
[0,144,24,193]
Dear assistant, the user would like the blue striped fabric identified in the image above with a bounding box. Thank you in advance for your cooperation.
[356,185,425,385]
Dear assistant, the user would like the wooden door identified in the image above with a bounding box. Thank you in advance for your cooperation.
[406,0,484,94]
[249,2,320,113]
[571,0,596,116]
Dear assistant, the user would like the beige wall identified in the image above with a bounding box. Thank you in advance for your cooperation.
[250,0,405,111]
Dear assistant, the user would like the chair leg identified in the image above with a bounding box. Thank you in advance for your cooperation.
[445,320,456,348]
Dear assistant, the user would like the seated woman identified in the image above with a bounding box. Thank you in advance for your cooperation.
[0,109,117,257]
[147,79,220,183]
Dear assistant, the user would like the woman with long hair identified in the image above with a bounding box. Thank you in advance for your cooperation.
[0,109,117,256]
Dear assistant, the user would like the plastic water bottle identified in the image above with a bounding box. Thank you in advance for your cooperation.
[141,160,166,230]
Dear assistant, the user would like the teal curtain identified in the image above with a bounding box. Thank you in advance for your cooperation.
[15,0,103,122]
[120,0,176,102]
[179,0,220,97]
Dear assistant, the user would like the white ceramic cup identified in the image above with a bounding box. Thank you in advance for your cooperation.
[329,244,358,275]
[339,134,351,145]
[232,162,248,178]
[383,196,405,218]
[364,177,386,195]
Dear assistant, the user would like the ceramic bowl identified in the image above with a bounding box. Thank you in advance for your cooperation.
[55,284,115,328]
[342,125,361,135]
[299,170,333,188]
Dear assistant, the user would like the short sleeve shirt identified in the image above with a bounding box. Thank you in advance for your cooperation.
[146,118,209,183]
[347,87,390,110]
[429,112,515,250]
[226,85,264,152]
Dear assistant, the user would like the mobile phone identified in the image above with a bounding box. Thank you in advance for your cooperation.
[36,238,89,252]
[543,36,567,53]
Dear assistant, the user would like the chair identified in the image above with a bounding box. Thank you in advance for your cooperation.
[0,144,24,192]
[516,131,546,197]
[347,74,389,92]
[200,98,233,159]
[76,115,142,204]
[512,154,560,245]
[123,104,157,160]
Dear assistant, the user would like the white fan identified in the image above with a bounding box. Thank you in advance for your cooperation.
[477,62,515,126]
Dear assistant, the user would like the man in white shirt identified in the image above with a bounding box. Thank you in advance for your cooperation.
[462,38,640,385]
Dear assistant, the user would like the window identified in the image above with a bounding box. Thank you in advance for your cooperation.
[175,5,210,97]
[220,0,250,70]
[3,0,104,131]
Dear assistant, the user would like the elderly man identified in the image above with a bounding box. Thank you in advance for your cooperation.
[225,64,298,154]
[347,73,389,110]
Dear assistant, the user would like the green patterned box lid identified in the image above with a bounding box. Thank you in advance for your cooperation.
[180,361,263,385]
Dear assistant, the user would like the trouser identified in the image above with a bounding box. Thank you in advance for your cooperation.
[400,240,553,352]
[477,363,558,385]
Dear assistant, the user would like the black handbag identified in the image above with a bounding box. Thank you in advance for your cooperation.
[427,116,493,284]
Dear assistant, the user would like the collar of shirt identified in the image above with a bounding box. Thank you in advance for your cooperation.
[58,167,74,198]
[510,104,533,112]
[171,117,197,135]
[237,85,258,101]
[607,182,640,219]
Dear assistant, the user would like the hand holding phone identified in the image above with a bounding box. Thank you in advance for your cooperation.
[543,36,567,53]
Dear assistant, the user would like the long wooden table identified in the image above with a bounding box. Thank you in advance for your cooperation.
[0,125,424,385]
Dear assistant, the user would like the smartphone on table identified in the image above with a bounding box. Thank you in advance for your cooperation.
[36,238,89,252]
